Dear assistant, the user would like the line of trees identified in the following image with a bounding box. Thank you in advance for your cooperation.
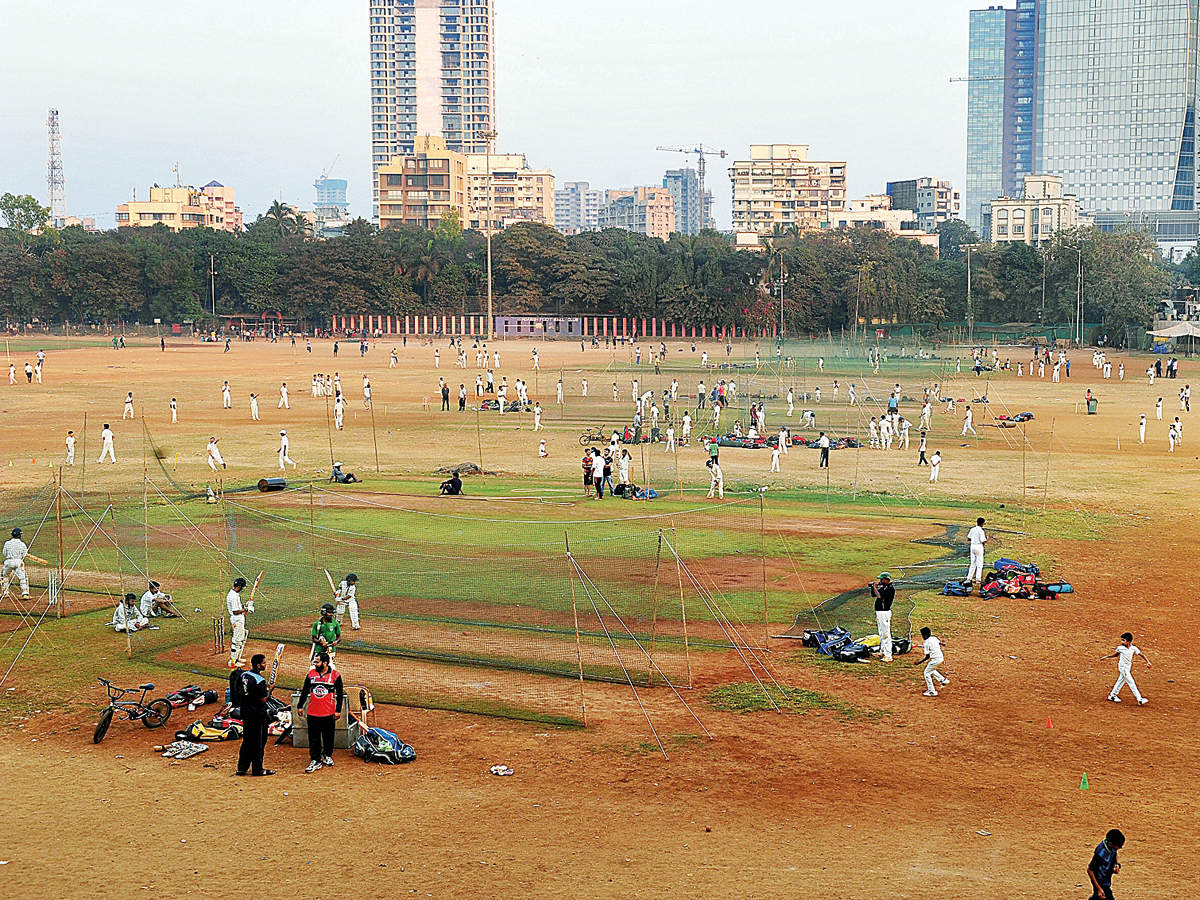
[0,191,1173,335]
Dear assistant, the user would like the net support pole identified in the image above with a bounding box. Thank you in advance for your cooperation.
[563,533,588,728]
[108,499,130,660]
[80,411,87,504]
[646,530,663,686]
[323,390,335,468]
[673,526,692,690]
[308,483,322,606]
[476,407,484,475]
[1042,418,1055,513]
[55,470,64,618]
[759,490,770,649]
[369,398,381,474]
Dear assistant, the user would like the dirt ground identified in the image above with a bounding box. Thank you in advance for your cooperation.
[1,336,1199,897]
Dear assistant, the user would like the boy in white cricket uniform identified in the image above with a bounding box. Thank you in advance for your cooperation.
[334,394,345,430]
[226,577,250,667]
[787,389,794,417]
[2,527,37,600]
[681,412,692,444]
[112,593,149,632]
[98,424,116,463]
[278,382,290,409]
[222,381,232,409]
[928,450,941,482]
[122,392,134,420]
[279,431,296,469]
[770,444,781,472]
[170,398,178,423]
[1101,632,1150,704]
[1138,415,1146,444]
[533,402,543,431]
[962,406,977,435]
[914,626,949,696]
[250,393,259,421]
[206,437,226,471]
[64,431,75,466]
[966,517,987,584]
[335,573,360,629]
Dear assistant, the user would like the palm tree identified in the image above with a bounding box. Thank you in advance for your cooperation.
[263,200,305,238]
[412,239,445,305]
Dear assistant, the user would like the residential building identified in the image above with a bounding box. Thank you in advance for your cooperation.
[965,2,1037,238]
[990,174,1082,248]
[200,182,243,232]
[313,175,352,239]
[116,184,242,233]
[662,168,713,235]
[885,178,961,232]
[376,135,467,231]
[466,153,555,231]
[829,196,941,253]
[1036,0,1199,260]
[369,0,495,220]
[730,144,847,246]
[554,181,603,235]
[598,187,676,241]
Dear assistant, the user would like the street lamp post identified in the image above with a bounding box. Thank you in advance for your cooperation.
[965,244,977,346]
[1074,246,1084,346]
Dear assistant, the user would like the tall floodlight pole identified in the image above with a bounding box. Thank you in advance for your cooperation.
[46,109,66,225]
[477,129,498,340]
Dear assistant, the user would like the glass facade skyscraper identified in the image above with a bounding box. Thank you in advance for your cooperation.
[1036,0,1199,254]
[966,7,1012,237]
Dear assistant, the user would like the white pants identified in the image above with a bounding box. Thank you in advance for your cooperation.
[1,560,29,596]
[66,448,75,466]
[1110,670,1143,702]
[967,545,985,582]
[171,409,177,423]
[962,422,976,435]
[228,617,248,664]
[251,403,259,421]
[279,451,295,469]
[223,393,231,409]
[98,439,116,463]
[770,455,779,472]
[876,610,892,661]
[123,404,134,419]
[929,463,940,482]
[924,660,947,693]
[208,451,225,471]
[347,598,360,629]
[279,394,289,408]
[708,476,723,498]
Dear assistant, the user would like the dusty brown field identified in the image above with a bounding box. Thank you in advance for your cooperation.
[1,336,1198,898]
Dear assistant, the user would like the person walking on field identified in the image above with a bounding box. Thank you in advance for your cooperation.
[278,382,290,409]
[98,423,117,463]
[1086,828,1125,900]
[818,431,830,468]
[334,393,345,430]
[299,650,344,773]
[533,402,543,431]
[962,406,977,436]
[249,393,259,421]
[914,626,948,696]
[64,430,76,466]
[1101,632,1151,705]
[122,392,134,420]
[770,443,781,473]
[869,572,895,662]
[966,517,987,585]
[278,430,296,470]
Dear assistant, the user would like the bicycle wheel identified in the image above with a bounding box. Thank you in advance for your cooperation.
[579,433,591,446]
[142,699,172,729]
[93,707,114,743]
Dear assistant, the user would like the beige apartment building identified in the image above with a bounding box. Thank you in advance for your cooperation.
[598,187,676,241]
[731,144,847,245]
[990,174,1082,248]
[377,135,468,230]
[116,184,243,233]
[830,196,940,253]
[466,153,555,231]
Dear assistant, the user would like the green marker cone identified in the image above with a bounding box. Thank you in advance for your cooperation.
[1080,773,1089,790]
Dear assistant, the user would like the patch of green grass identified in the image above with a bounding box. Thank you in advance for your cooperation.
[706,682,879,719]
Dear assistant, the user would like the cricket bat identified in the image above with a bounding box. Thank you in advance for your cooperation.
[246,569,264,612]
[25,554,49,565]
[266,642,284,696]
[323,568,345,623]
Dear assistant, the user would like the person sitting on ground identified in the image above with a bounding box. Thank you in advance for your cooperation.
[330,462,359,485]
[112,593,150,632]
[440,470,463,495]
[140,581,181,618]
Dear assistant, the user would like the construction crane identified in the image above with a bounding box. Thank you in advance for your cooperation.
[656,144,727,229]
[949,75,1005,83]
[319,153,341,181]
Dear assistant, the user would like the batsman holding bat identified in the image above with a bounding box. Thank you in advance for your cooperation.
[310,603,341,664]
[2,527,48,602]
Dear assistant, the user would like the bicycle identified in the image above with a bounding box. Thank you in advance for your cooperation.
[578,425,608,446]
[93,678,172,743]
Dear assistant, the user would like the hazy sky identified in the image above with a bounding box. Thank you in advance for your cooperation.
[0,0,984,230]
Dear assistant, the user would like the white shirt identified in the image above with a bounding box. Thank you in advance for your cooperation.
[335,580,357,603]
[968,525,986,549]
[1115,644,1141,672]
[923,635,944,664]
[818,435,830,448]
[226,588,245,619]
[101,427,114,443]
[930,453,941,467]
[140,589,167,617]
[591,454,604,478]
[65,435,76,452]
[3,537,28,562]
[113,603,147,630]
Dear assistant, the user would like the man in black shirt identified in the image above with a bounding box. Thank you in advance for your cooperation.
[235,653,274,777]
[869,572,896,662]
[440,471,463,495]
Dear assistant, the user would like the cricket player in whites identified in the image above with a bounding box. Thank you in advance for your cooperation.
[334,573,360,630]
[226,577,251,667]
[966,517,987,586]
[2,527,47,602]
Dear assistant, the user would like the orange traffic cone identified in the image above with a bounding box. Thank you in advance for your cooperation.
[1046,717,1053,728]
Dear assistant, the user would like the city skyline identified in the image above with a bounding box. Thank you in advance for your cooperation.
[0,0,983,231]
